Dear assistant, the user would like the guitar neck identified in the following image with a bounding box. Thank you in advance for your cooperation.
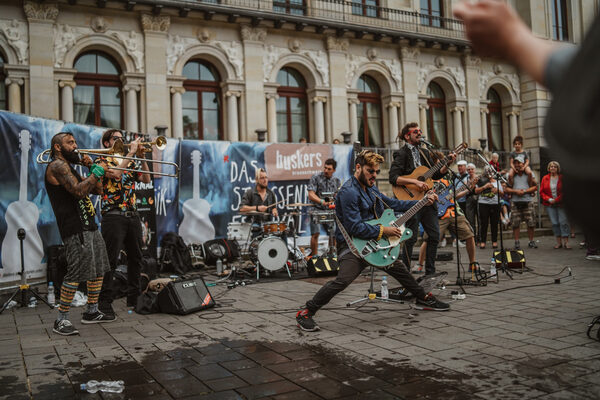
[393,196,430,227]
[19,146,29,202]
[422,157,448,180]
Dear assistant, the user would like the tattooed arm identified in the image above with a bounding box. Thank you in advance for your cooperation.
[47,159,99,199]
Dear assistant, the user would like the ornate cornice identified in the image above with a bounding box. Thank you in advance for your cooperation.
[326,36,349,52]
[141,14,170,33]
[240,25,266,42]
[23,1,58,22]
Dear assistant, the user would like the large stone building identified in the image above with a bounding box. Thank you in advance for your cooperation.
[1,0,598,167]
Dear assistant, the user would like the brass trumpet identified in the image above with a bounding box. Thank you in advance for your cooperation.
[36,137,179,178]
[125,136,168,156]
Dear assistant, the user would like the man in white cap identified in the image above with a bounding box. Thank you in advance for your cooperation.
[454,160,469,216]
[506,154,538,249]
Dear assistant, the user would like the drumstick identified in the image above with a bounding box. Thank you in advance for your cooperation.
[265,199,286,209]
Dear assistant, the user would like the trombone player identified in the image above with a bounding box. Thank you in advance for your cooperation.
[96,129,151,318]
[44,132,113,335]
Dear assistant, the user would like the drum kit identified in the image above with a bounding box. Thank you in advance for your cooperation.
[226,201,335,279]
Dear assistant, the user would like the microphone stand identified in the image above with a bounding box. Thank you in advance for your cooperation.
[471,150,512,282]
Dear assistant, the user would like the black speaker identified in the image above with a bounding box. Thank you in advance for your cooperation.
[307,256,339,277]
[494,250,526,269]
[203,239,240,265]
[157,277,215,315]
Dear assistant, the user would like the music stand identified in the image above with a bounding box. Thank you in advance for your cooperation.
[0,229,53,314]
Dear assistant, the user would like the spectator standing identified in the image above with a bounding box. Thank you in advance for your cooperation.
[505,154,538,249]
[540,161,571,249]
[475,172,502,249]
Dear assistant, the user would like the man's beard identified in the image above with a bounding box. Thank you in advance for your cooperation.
[257,182,267,190]
[358,169,375,187]
[61,146,80,164]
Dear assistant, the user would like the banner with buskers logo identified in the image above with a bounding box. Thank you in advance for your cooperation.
[264,144,332,181]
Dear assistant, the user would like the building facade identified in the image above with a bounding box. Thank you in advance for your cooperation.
[1,0,598,168]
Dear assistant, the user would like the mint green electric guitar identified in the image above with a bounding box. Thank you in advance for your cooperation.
[346,195,434,267]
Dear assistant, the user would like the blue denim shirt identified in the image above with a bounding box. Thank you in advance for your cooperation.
[335,176,417,245]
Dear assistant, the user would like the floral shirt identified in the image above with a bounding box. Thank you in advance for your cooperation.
[96,156,142,214]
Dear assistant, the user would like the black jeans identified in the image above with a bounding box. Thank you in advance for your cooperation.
[98,213,143,308]
[478,203,500,243]
[402,205,440,275]
[305,249,426,315]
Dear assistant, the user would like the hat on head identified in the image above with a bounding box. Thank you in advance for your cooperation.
[457,160,467,166]
[514,154,525,164]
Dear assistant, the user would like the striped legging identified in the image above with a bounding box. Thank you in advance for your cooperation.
[58,277,103,314]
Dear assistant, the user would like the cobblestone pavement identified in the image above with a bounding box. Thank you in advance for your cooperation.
[1,234,599,399]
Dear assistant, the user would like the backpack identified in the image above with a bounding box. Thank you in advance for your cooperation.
[159,232,192,274]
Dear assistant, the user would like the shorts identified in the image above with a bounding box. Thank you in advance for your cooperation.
[310,219,335,236]
[511,202,535,228]
[423,215,474,241]
[63,230,111,282]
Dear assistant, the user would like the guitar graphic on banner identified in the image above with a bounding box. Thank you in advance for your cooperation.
[178,150,215,244]
[1,130,45,276]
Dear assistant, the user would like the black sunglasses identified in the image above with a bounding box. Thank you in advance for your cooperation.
[366,168,381,175]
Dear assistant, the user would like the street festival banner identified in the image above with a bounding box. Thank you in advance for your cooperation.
[0,111,353,284]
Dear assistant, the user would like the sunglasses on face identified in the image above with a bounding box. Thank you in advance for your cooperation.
[366,168,381,175]
[410,129,422,135]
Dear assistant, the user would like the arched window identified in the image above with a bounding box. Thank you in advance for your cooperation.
[487,88,504,151]
[357,74,382,147]
[182,60,222,140]
[276,67,308,143]
[73,52,122,129]
[420,0,443,27]
[426,81,447,148]
[0,54,6,110]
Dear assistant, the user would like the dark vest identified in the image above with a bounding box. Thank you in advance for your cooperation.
[45,164,97,241]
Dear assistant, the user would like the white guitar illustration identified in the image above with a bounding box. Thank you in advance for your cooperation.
[1,130,45,277]
[178,150,215,244]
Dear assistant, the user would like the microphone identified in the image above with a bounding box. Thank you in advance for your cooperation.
[468,148,481,153]
[419,138,435,148]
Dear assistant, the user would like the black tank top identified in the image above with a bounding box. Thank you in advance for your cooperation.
[45,164,97,240]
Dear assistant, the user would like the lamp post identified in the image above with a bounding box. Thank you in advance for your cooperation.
[341,131,352,144]
[255,128,267,142]
[478,138,488,152]
[155,125,168,137]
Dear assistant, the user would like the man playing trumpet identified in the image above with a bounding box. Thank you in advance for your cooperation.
[45,132,112,335]
[96,129,151,318]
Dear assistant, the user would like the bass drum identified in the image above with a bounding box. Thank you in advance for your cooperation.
[255,236,288,271]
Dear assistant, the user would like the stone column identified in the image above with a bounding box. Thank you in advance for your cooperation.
[6,77,24,114]
[266,93,278,142]
[58,80,75,121]
[142,14,171,135]
[241,26,268,136]
[312,96,326,144]
[348,98,359,142]
[463,54,482,144]
[24,1,58,118]
[170,87,185,139]
[452,107,464,146]
[124,84,140,132]
[326,37,350,137]
[480,107,488,142]
[507,111,519,142]
[400,47,421,124]
[419,104,429,134]
[387,101,400,148]
[226,91,241,142]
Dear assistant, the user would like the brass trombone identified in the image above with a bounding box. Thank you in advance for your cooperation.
[36,137,179,178]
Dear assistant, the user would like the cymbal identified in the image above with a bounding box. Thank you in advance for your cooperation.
[239,211,269,216]
[287,203,312,207]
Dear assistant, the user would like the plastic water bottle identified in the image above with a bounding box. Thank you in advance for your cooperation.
[216,259,223,275]
[47,282,55,306]
[381,276,389,300]
[80,380,124,394]
[490,257,497,277]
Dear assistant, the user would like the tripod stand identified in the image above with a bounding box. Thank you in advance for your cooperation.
[0,229,53,314]
[346,265,405,307]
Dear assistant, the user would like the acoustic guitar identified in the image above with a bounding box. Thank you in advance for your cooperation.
[392,143,468,201]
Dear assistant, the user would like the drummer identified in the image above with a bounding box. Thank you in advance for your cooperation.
[240,168,279,230]
[307,158,341,259]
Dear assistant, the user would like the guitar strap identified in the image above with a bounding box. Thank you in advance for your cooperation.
[334,214,363,260]
[418,147,434,169]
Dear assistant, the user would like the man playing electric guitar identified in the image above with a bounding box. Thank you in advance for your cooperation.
[296,150,448,332]
[389,123,456,276]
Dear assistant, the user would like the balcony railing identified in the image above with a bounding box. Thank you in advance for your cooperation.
[145,0,466,42]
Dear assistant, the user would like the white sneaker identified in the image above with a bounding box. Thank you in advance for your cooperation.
[411,263,424,274]
[454,240,466,248]
[438,239,447,248]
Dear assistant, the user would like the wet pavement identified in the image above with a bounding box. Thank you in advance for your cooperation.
[1,234,600,399]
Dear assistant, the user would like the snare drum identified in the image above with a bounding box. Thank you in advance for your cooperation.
[263,222,288,235]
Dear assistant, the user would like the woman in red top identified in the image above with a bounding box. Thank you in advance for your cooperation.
[540,161,571,249]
